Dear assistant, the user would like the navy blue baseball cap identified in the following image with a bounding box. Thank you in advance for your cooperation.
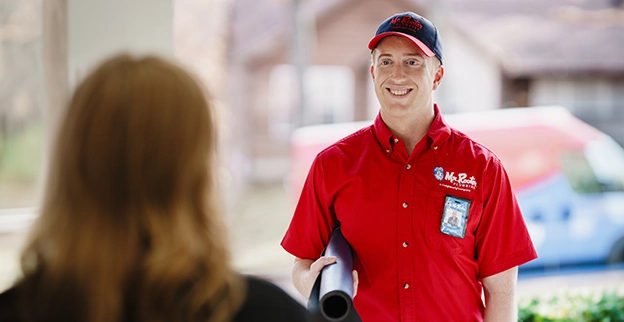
[368,12,443,65]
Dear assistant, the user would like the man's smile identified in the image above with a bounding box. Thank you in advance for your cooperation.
[387,88,412,96]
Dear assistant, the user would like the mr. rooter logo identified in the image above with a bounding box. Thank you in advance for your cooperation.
[390,16,423,32]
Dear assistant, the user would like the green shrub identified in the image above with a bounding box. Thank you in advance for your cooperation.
[0,123,43,182]
[519,291,624,322]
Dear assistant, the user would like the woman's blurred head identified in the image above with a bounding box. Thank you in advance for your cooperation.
[59,53,215,215]
[21,53,241,322]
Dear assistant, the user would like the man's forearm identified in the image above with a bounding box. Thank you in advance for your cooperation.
[482,266,519,322]
[483,290,517,322]
[292,258,315,298]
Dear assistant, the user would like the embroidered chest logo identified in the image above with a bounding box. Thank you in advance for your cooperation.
[433,167,478,192]
[433,167,444,181]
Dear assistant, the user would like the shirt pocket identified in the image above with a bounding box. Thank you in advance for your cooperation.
[424,190,482,256]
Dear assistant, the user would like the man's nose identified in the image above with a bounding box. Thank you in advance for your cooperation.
[392,64,407,79]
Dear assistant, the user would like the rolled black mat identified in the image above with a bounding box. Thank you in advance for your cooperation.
[308,227,360,322]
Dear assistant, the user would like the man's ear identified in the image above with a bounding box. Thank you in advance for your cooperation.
[432,65,445,91]
[370,64,375,81]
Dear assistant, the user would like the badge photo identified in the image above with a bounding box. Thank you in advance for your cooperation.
[440,195,471,238]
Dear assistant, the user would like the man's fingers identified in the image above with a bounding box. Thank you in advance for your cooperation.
[310,256,337,274]
[352,270,359,297]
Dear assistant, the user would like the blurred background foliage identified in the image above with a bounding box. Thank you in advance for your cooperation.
[0,0,44,208]
[519,291,624,322]
[0,123,42,182]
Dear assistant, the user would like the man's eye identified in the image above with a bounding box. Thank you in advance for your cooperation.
[381,61,390,66]
[408,60,418,65]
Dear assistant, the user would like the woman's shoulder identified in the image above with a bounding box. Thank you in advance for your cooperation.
[0,284,22,322]
[233,275,311,322]
[1,276,313,322]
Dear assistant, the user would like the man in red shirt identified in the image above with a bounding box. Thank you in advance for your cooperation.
[281,11,538,321]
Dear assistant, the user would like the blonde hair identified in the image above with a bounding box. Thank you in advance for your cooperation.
[18,53,243,322]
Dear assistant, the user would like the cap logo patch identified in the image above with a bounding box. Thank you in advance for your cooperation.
[390,16,423,32]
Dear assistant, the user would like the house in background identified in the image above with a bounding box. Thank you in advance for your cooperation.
[440,0,624,144]
[227,0,624,184]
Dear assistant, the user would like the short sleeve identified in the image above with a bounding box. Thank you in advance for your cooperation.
[281,155,338,260]
[475,158,538,277]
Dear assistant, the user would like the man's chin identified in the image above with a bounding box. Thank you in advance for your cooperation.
[380,104,414,117]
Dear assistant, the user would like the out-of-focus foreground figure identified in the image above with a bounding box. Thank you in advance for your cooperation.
[0,54,310,322]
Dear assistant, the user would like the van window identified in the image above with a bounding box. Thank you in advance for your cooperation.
[584,136,624,192]
[561,151,603,194]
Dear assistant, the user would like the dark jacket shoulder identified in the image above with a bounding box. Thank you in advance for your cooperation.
[0,284,20,322]
[233,275,310,322]
[0,276,311,322]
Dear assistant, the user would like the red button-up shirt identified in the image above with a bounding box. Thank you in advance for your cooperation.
[282,105,538,322]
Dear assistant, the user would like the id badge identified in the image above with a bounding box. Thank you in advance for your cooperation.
[440,195,471,239]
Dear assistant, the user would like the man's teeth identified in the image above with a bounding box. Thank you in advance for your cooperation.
[390,89,409,96]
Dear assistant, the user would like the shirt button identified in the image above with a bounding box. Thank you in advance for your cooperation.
[385,148,390,153]
[394,138,399,143]
[406,164,411,170]
[402,202,408,208]
[403,242,408,247]
[433,145,438,150]
[404,283,409,289]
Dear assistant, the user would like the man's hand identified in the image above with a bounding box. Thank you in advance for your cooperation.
[292,257,359,298]
[292,256,336,298]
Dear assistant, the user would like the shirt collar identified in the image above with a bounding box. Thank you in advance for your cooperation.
[372,104,452,156]
[372,112,395,156]
[429,104,452,153]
